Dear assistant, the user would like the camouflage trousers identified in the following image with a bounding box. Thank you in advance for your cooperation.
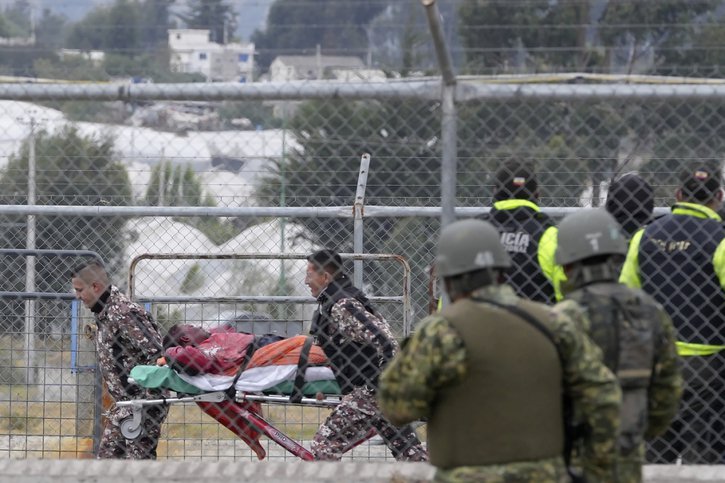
[433,456,569,483]
[647,382,725,464]
[311,385,428,461]
[616,445,644,483]
[97,404,168,459]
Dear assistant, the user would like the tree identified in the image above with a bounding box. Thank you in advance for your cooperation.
[256,98,441,322]
[599,0,718,75]
[66,5,111,50]
[458,0,599,74]
[251,0,387,70]
[105,0,142,55]
[0,126,132,334]
[139,0,174,50]
[365,0,448,74]
[66,0,172,55]
[3,0,31,37]
[457,0,720,75]
[35,8,67,50]
[145,161,239,245]
[181,0,236,44]
[0,13,15,38]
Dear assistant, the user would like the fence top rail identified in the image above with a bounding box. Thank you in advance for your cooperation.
[133,295,404,304]
[3,77,725,102]
[0,78,441,101]
[0,248,102,259]
[0,204,673,218]
[456,81,725,101]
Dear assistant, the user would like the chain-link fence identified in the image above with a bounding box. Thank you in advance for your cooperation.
[0,77,723,463]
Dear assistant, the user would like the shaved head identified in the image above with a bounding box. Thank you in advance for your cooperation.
[71,261,111,309]
[71,261,110,287]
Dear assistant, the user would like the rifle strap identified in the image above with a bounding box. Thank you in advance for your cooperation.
[226,339,257,400]
[290,335,314,403]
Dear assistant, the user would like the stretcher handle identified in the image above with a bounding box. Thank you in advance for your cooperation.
[239,393,341,407]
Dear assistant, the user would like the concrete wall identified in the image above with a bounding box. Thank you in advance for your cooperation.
[0,460,722,483]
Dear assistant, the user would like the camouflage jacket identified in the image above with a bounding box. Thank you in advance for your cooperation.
[558,285,682,451]
[311,275,399,393]
[379,284,621,482]
[94,286,164,402]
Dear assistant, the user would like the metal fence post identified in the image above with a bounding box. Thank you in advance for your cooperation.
[353,153,371,288]
[421,0,458,228]
[24,116,37,386]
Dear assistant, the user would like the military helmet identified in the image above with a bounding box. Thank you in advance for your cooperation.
[436,219,511,277]
[555,209,627,265]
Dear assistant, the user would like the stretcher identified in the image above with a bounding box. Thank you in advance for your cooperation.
[115,336,376,461]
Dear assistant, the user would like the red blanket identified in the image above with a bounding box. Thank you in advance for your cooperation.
[165,332,256,376]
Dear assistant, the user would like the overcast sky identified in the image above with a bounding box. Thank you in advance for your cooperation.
[0,0,274,41]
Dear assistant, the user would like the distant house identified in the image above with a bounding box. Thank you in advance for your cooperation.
[168,29,255,82]
[269,55,386,82]
[57,49,106,67]
[0,35,35,47]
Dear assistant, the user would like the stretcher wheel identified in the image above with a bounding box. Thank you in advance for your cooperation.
[120,416,144,440]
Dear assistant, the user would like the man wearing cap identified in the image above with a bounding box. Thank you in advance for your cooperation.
[379,219,620,482]
[480,158,565,304]
[605,173,656,241]
[620,166,725,463]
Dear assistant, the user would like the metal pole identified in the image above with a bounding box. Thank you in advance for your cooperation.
[158,152,165,206]
[421,0,456,86]
[421,0,457,228]
[440,85,457,227]
[353,154,371,288]
[278,110,287,302]
[25,117,36,386]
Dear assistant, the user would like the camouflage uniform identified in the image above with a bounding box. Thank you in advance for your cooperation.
[310,275,427,461]
[93,286,168,459]
[379,284,621,483]
[557,288,682,483]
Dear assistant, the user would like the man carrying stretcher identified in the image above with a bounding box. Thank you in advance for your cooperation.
[305,249,428,461]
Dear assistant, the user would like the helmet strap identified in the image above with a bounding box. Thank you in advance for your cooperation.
[444,268,497,301]
[564,259,620,293]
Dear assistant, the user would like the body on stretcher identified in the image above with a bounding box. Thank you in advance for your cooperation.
[117,368,362,461]
[115,334,377,461]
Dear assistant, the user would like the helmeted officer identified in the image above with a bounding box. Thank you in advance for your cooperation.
[480,159,565,303]
[379,219,621,482]
[556,209,682,482]
[620,166,725,463]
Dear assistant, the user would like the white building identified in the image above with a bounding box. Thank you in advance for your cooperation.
[57,49,106,67]
[168,29,255,82]
[269,55,386,83]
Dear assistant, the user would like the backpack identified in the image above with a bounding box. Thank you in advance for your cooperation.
[572,283,662,453]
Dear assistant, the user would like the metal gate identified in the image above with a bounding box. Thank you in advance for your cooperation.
[126,251,412,461]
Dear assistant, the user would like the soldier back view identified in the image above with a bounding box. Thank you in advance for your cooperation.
[380,219,621,482]
[556,209,682,482]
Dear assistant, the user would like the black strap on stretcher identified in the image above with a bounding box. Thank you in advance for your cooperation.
[290,336,314,403]
[225,338,257,400]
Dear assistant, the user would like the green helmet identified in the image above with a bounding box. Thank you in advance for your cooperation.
[555,209,627,265]
[436,219,511,277]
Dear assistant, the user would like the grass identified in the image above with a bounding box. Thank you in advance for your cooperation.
[0,336,427,459]
[164,402,331,441]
